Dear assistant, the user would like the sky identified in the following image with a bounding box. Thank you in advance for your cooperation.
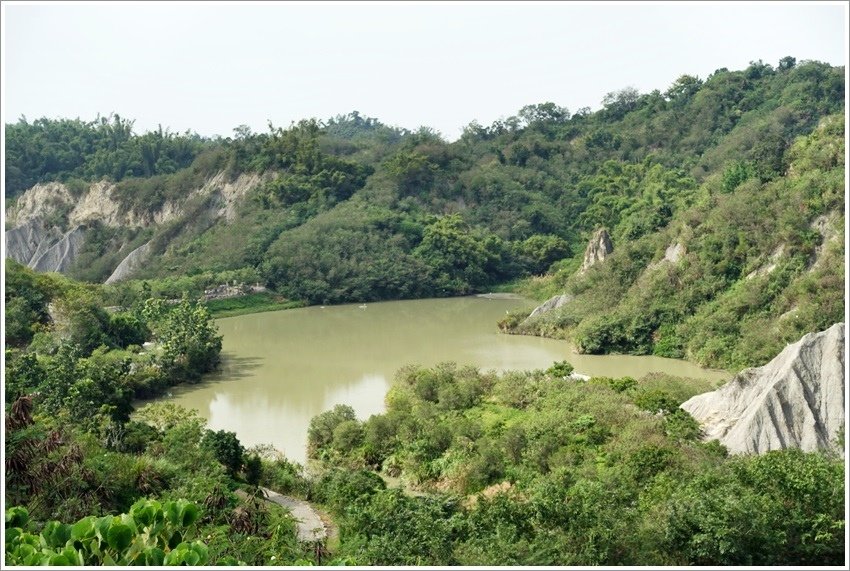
[2,1,847,142]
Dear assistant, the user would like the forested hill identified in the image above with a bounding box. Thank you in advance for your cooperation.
[4,58,845,369]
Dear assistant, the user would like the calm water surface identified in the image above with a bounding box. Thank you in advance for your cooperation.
[151,296,728,463]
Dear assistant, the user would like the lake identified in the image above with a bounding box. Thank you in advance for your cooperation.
[151,296,729,464]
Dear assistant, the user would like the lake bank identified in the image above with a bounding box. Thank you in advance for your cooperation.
[204,291,304,318]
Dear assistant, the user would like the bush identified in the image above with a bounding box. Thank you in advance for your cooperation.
[633,389,680,414]
[546,360,574,378]
[121,421,161,454]
[332,420,365,452]
[243,455,262,486]
[107,313,150,348]
[307,404,357,457]
[312,469,386,511]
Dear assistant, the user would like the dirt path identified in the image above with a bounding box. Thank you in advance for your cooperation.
[259,487,328,543]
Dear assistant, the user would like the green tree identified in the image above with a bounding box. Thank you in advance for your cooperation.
[515,234,570,274]
[665,75,703,102]
[778,56,796,71]
[201,430,244,475]
[142,296,222,379]
[413,214,488,293]
[385,150,437,195]
[307,404,357,457]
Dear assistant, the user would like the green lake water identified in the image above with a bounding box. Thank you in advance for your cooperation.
[153,296,729,464]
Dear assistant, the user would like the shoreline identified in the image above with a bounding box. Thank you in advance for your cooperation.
[204,291,731,380]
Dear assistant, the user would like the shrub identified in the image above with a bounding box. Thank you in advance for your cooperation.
[201,430,244,475]
[307,404,357,457]
[546,360,574,378]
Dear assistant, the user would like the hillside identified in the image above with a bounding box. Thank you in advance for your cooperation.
[506,113,845,370]
[4,58,846,370]
[301,360,844,565]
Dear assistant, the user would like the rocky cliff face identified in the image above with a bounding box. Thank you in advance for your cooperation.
[5,218,87,273]
[5,218,63,266]
[29,226,86,273]
[580,228,613,273]
[68,181,126,227]
[4,171,267,280]
[5,182,74,228]
[7,179,194,231]
[681,323,845,455]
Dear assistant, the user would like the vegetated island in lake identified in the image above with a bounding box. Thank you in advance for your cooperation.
[4,57,845,566]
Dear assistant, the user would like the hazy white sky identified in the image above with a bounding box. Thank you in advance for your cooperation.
[3,1,847,141]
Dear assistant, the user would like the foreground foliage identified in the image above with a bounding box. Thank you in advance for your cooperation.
[5,500,212,566]
[307,363,845,566]
[4,265,325,565]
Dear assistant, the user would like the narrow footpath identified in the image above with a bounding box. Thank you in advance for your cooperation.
[259,487,327,543]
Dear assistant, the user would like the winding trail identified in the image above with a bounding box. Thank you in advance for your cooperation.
[259,487,328,543]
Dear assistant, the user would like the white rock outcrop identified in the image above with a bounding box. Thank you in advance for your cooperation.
[30,226,85,273]
[5,170,268,279]
[648,242,686,271]
[5,182,74,227]
[527,294,574,319]
[212,172,266,221]
[68,181,124,227]
[579,228,613,273]
[105,241,153,284]
[663,242,685,264]
[808,212,841,271]
[5,218,63,266]
[681,323,845,455]
[746,244,785,280]
[5,219,85,272]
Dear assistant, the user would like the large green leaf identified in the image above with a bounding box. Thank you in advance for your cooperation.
[48,553,72,566]
[167,530,183,550]
[70,518,96,541]
[94,516,113,541]
[106,523,133,551]
[144,547,165,566]
[180,503,199,527]
[5,506,29,528]
[163,501,181,525]
[42,521,72,548]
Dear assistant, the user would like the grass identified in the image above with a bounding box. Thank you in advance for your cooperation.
[204,292,304,318]
[488,276,557,301]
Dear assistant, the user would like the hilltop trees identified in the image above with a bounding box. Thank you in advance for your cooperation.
[4,114,203,196]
